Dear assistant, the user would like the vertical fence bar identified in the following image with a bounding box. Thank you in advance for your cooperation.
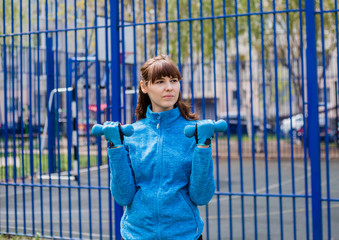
[305,0,323,239]
[0,37,4,232]
[104,0,110,121]
[83,0,93,237]
[132,0,138,118]
[153,0,157,56]
[272,0,284,238]
[54,0,63,236]
[143,0,147,60]
[2,0,9,233]
[104,0,113,238]
[210,0,220,239]
[336,0,339,150]
[76,75,82,239]
[299,0,310,239]
[45,0,55,235]
[188,0,194,112]
[46,36,55,236]
[73,0,83,236]
[165,0,169,55]
[176,0,181,73]
[36,0,44,236]
[222,1,233,238]
[110,0,123,239]
[0,94,1,233]
[0,134,1,233]
[234,0,245,238]
[199,1,209,238]
[259,0,270,239]
[19,0,27,233]
[199,0,205,120]
[121,0,126,123]
[319,1,331,238]
[94,0,103,238]
[28,0,36,234]
[66,59,73,238]
[63,0,72,236]
[10,0,18,233]
[247,1,258,239]
[285,1,297,239]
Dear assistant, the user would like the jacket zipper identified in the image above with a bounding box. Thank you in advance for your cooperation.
[156,117,163,239]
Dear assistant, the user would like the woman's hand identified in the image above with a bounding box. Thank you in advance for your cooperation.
[195,120,215,146]
[184,120,227,147]
[102,122,124,148]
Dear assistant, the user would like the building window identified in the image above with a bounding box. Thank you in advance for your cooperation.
[232,90,237,106]
[232,90,246,107]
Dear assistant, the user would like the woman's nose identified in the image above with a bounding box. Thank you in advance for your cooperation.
[164,81,173,90]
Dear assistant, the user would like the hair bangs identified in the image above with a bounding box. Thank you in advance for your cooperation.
[148,59,182,83]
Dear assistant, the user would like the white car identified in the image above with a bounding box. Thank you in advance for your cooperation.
[280,114,304,135]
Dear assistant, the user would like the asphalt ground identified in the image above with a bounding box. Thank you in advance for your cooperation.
[1,157,339,240]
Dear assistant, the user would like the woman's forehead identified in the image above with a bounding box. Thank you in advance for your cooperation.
[148,60,181,82]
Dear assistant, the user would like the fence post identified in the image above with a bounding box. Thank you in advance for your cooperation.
[110,0,123,239]
[46,36,56,174]
[305,1,323,239]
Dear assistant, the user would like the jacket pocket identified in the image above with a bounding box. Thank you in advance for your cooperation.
[179,189,198,227]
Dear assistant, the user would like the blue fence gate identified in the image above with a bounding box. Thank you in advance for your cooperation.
[1,0,339,239]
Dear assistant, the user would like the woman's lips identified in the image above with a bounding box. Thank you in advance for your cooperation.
[163,95,174,99]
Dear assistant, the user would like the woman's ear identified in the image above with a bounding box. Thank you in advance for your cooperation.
[140,81,148,94]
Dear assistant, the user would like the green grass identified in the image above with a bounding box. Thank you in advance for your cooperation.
[217,133,277,141]
[0,234,39,240]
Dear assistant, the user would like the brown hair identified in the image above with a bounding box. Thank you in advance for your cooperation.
[135,55,198,121]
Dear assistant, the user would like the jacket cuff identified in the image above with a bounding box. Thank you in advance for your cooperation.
[195,145,212,155]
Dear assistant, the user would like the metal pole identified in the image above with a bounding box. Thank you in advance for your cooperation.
[305,1,323,239]
[110,0,123,239]
[335,81,338,148]
[46,37,56,174]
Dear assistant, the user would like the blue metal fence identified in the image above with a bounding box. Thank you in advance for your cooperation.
[1,0,339,239]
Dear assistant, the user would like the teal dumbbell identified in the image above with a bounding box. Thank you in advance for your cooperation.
[184,120,227,138]
[91,123,134,137]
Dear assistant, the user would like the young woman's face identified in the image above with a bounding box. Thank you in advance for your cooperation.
[141,76,180,113]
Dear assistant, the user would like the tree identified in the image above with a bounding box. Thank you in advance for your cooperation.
[162,0,337,131]
[0,0,30,54]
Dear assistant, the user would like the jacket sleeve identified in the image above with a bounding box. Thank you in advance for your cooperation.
[189,146,216,205]
[108,146,136,206]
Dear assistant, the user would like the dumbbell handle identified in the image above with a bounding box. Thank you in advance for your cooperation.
[184,120,227,138]
[91,124,134,137]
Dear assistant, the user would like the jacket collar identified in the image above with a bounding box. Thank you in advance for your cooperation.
[146,105,181,126]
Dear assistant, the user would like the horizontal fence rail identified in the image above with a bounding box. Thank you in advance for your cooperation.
[0,0,339,240]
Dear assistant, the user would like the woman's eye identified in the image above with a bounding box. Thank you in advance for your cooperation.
[155,81,163,84]
[171,79,178,82]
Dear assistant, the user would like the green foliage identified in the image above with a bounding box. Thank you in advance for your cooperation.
[0,0,29,45]
[166,0,241,63]
[162,0,337,112]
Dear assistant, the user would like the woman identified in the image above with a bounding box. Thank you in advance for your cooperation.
[103,55,216,239]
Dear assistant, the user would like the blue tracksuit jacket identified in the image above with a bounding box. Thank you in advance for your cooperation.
[107,106,216,239]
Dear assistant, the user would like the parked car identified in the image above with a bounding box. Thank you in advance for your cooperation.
[280,114,304,137]
[297,124,337,143]
[320,126,337,142]
[218,113,274,135]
